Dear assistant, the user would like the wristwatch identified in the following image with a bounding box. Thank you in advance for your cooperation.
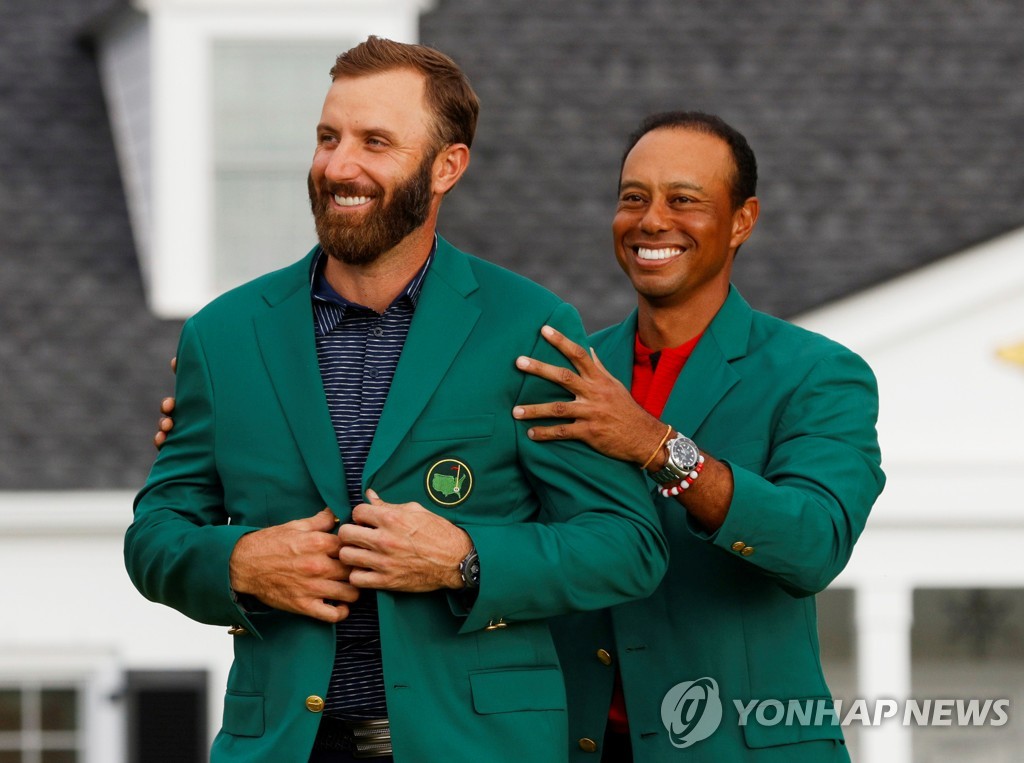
[458,545,480,590]
[650,432,701,486]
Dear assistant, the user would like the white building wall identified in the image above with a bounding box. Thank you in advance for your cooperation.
[0,491,232,762]
[798,228,1024,763]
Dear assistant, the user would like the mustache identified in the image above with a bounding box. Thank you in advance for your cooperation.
[305,172,383,204]
[325,180,382,199]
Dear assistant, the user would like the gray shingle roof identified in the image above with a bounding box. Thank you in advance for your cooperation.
[0,0,181,489]
[421,0,1024,321]
[2,0,1022,488]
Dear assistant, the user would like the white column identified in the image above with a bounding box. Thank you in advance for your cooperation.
[84,655,125,763]
[855,583,913,763]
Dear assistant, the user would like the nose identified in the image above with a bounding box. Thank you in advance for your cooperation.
[323,138,362,183]
[639,200,670,234]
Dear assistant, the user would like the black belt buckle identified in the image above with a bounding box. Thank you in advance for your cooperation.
[314,716,392,758]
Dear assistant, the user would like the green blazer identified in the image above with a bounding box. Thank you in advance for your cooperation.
[553,287,885,762]
[125,238,668,763]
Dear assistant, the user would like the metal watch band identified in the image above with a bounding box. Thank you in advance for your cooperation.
[650,433,701,486]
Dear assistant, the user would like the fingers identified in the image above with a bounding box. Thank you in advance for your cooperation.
[589,347,613,376]
[311,603,349,622]
[337,544,379,570]
[155,399,176,449]
[540,325,595,372]
[512,401,576,422]
[348,568,389,590]
[515,326,597,392]
[347,499,403,529]
[306,599,353,623]
[524,422,582,442]
[515,355,581,392]
[318,579,360,603]
[336,520,378,548]
[301,507,340,533]
[155,362,177,450]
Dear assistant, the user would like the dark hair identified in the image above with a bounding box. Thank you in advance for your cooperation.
[620,111,758,209]
[330,36,480,150]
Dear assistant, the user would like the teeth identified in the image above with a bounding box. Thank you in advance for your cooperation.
[636,247,682,260]
[334,195,371,207]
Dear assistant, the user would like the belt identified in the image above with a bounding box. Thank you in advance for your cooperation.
[313,716,392,759]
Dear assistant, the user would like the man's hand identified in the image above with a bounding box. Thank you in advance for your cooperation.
[337,489,471,592]
[154,357,177,449]
[229,508,358,623]
[512,325,668,466]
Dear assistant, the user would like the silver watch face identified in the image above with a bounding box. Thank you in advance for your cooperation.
[667,436,699,472]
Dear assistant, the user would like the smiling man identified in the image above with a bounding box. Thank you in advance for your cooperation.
[514,112,885,761]
[125,38,667,763]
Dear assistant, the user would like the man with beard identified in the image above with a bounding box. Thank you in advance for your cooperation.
[125,37,667,763]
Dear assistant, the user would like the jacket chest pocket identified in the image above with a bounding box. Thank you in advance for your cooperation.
[382,414,528,523]
[409,414,495,442]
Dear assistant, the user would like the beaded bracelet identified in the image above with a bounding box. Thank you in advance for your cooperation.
[658,455,705,497]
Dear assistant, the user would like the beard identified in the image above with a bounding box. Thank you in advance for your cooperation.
[308,153,434,266]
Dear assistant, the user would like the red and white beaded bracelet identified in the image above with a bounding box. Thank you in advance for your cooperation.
[658,455,705,497]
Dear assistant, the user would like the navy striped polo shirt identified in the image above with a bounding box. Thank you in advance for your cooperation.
[310,241,433,720]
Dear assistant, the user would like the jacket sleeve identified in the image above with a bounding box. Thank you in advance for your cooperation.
[458,302,669,633]
[694,347,885,596]
[124,319,259,630]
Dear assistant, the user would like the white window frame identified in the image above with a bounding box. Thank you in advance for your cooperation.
[139,0,435,318]
[0,650,122,763]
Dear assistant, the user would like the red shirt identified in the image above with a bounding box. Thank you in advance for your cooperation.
[606,330,702,734]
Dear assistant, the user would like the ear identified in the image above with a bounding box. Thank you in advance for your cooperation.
[432,143,471,195]
[729,196,760,251]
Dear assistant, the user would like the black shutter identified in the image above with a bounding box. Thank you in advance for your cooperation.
[125,670,208,763]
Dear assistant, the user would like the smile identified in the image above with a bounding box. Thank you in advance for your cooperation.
[333,194,373,207]
[636,246,683,261]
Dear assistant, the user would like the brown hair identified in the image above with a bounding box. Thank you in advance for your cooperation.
[331,36,480,150]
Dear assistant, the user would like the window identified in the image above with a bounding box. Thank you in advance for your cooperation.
[211,39,350,292]
[0,684,82,763]
[912,588,1024,763]
[94,0,435,318]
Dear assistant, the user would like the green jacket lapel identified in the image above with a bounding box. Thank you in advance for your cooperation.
[253,252,348,513]
[659,286,751,438]
[599,287,751,440]
[592,310,636,389]
[362,238,482,486]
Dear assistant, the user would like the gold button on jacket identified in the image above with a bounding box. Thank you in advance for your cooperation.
[578,737,598,753]
[595,648,613,666]
[305,696,325,713]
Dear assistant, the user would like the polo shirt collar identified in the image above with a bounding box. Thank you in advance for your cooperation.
[310,236,436,336]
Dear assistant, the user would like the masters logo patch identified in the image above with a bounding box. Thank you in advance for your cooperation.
[426,458,473,506]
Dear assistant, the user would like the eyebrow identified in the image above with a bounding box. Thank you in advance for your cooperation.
[619,179,705,194]
[315,123,401,143]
